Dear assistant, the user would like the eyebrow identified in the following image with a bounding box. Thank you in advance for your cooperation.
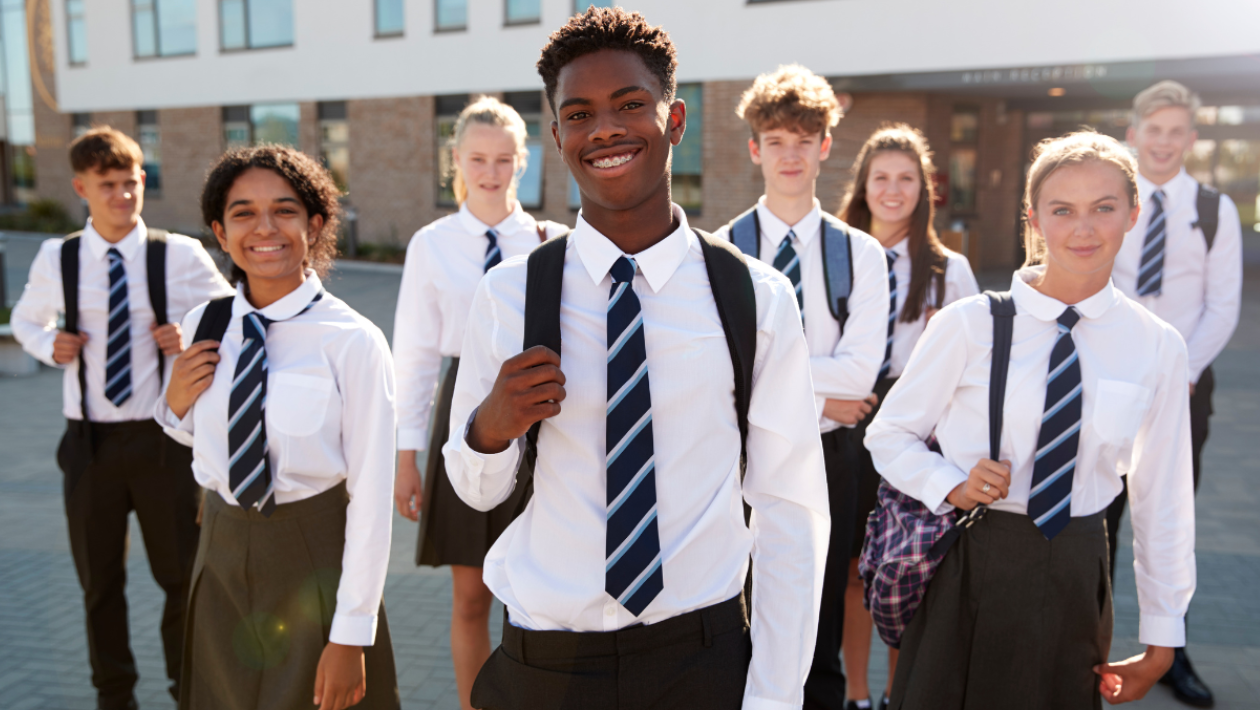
[557,85,650,111]
[1046,195,1119,206]
[227,196,301,209]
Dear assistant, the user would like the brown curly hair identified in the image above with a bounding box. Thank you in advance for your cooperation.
[736,64,842,140]
[201,145,342,285]
[537,6,677,116]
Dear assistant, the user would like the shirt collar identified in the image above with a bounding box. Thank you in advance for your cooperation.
[755,196,822,246]
[1010,265,1119,322]
[232,270,324,322]
[457,201,534,238]
[1137,167,1193,206]
[83,217,146,263]
[886,237,909,258]
[572,203,694,294]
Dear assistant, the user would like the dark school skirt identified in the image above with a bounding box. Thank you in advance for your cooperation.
[851,376,898,557]
[180,483,400,710]
[888,509,1112,710]
[416,358,529,568]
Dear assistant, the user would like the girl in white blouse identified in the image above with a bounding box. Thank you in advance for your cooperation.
[866,131,1195,708]
[159,146,398,710]
[391,96,566,710]
[835,124,979,710]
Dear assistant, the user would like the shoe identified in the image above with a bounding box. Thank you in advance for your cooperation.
[880,694,890,710]
[844,702,870,710]
[1159,648,1214,708]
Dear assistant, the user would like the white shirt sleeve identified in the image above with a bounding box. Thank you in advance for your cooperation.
[1184,197,1242,382]
[945,252,981,305]
[393,233,446,451]
[809,233,888,401]
[153,305,207,446]
[10,239,67,368]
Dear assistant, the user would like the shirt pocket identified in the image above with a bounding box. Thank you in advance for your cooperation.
[1092,379,1152,445]
[268,372,334,437]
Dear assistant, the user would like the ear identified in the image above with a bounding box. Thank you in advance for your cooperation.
[211,221,229,252]
[71,176,88,200]
[139,170,147,188]
[451,147,461,165]
[1126,201,1141,232]
[551,119,562,154]
[307,213,325,244]
[1125,125,1137,146]
[1026,206,1041,234]
[819,133,834,162]
[748,137,762,166]
[667,98,687,147]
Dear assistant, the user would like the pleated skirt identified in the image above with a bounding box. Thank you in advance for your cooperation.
[889,509,1112,710]
[180,484,400,710]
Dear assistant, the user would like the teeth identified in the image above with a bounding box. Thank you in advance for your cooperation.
[593,153,634,169]
[253,245,284,252]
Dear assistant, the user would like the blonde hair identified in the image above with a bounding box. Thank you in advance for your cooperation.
[447,96,530,205]
[1132,80,1201,126]
[736,64,842,140]
[1022,130,1138,267]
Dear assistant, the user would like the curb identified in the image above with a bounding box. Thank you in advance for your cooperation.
[331,259,405,275]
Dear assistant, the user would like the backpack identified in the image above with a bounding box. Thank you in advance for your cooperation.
[1193,182,1222,251]
[726,206,853,330]
[60,228,169,422]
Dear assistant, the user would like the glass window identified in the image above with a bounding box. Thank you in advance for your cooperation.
[436,0,466,31]
[222,105,251,148]
[672,83,702,213]
[219,0,246,49]
[137,110,162,196]
[375,0,403,36]
[505,91,544,209]
[72,113,92,138]
[4,0,37,201]
[573,0,614,11]
[319,101,349,193]
[251,103,299,145]
[66,0,87,65]
[220,0,292,50]
[948,106,979,214]
[950,108,979,144]
[133,0,196,58]
[436,94,469,206]
[506,0,540,25]
[568,173,581,210]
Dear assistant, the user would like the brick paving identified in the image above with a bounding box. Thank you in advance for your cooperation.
[1,237,1257,708]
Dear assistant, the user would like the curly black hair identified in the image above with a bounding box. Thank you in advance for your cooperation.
[537,6,677,116]
[200,144,342,285]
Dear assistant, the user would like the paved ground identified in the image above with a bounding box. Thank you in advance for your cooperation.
[2,231,1258,708]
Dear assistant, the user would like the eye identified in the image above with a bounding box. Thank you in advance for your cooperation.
[621,101,644,111]
[1053,207,1071,216]
[1097,204,1114,213]
[566,110,590,121]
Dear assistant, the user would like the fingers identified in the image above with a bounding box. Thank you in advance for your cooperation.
[974,467,1011,500]
[866,392,880,406]
[506,345,561,371]
[313,657,326,708]
[181,339,221,357]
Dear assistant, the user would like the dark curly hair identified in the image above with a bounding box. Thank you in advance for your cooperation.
[200,145,342,285]
[537,7,677,116]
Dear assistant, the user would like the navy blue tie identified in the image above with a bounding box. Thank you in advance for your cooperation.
[104,247,132,406]
[484,229,502,272]
[878,249,898,381]
[604,256,663,617]
[773,230,803,316]
[1028,307,1082,540]
[1137,190,1165,297]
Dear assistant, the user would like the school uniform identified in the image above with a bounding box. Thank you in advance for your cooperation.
[715,197,889,710]
[866,267,1196,709]
[444,205,830,709]
[154,273,400,710]
[394,202,565,567]
[10,218,232,710]
[850,240,978,556]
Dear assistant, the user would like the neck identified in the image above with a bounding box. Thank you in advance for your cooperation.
[92,216,140,243]
[762,189,815,227]
[1139,165,1180,187]
[244,270,307,310]
[1031,261,1110,306]
[465,196,514,229]
[870,217,911,249]
[580,183,678,255]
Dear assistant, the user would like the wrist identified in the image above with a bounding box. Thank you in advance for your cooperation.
[466,409,511,454]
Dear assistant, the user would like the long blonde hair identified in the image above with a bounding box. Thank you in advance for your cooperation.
[447,96,530,206]
[1022,130,1138,267]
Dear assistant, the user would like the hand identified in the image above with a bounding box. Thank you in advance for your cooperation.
[52,331,89,365]
[394,451,423,521]
[166,340,221,419]
[313,642,365,710]
[151,322,185,356]
[822,394,879,426]
[467,346,566,454]
[1095,646,1174,704]
[946,458,1012,510]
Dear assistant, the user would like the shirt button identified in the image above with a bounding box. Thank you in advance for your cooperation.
[605,607,616,617]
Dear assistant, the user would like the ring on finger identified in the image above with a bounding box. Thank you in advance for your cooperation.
[981,482,991,493]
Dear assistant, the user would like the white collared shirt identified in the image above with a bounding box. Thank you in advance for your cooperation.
[714,197,889,432]
[1112,168,1242,383]
[866,268,1196,647]
[11,218,233,421]
[884,236,980,379]
[444,205,830,710]
[393,202,567,450]
[154,274,396,647]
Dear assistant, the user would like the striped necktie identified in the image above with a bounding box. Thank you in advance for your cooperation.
[773,230,803,322]
[104,247,132,406]
[604,256,663,617]
[484,228,502,272]
[1028,307,1082,540]
[1136,190,1165,297]
[227,290,324,517]
[878,248,898,381]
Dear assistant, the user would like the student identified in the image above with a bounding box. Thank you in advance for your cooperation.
[11,127,231,710]
[156,146,399,710]
[391,95,566,710]
[834,124,979,710]
[866,131,1195,708]
[714,64,888,710]
[1108,80,1241,708]
[443,8,830,709]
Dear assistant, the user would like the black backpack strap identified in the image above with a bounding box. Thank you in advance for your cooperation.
[819,213,855,329]
[726,206,761,260]
[191,296,234,345]
[1193,182,1221,251]
[985,290,1016,461]
[60,232,89,423]
[146,229,170,380]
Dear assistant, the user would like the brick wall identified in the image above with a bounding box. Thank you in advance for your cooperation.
[142,107,224,235]
[347,96,434,246]
[30,0,78,219]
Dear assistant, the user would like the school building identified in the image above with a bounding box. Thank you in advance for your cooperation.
[6,0,1260,269]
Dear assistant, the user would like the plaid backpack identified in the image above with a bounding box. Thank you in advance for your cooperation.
[858,291,1015,648]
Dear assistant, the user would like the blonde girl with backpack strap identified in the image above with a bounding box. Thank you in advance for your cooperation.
[865,131,1195,708]
[390,95,567,710]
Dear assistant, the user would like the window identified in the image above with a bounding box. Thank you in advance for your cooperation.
[568,173,581,210]
[66,0,87,65]
[72,113,92,138]
[222,103,299,148]
[319,101,349,192]
[505,0,540,25]
[573,1,614,12]
[133,0,197,58]
[435,0,466,31]
[436,94,469,206]
[505,91,544,209]
[220,0,293,50]
[3,0,36,202]
[948,106,979,213]
[672,83,702,213]
[375,0,403,36]
[137,111,162,196]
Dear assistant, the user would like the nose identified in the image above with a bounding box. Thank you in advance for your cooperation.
[588,107,627,144]
[255,211,280,235]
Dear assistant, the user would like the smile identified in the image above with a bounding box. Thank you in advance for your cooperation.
[590,151,638,169]
[251,245,286,253]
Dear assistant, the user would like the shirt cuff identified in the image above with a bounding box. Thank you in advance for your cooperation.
[397,426,429,452]
[454,408,522,510]
[329,612,379,647]
[922,465,969,515]
[1138,613,1186,648]
[742,695,804,710]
